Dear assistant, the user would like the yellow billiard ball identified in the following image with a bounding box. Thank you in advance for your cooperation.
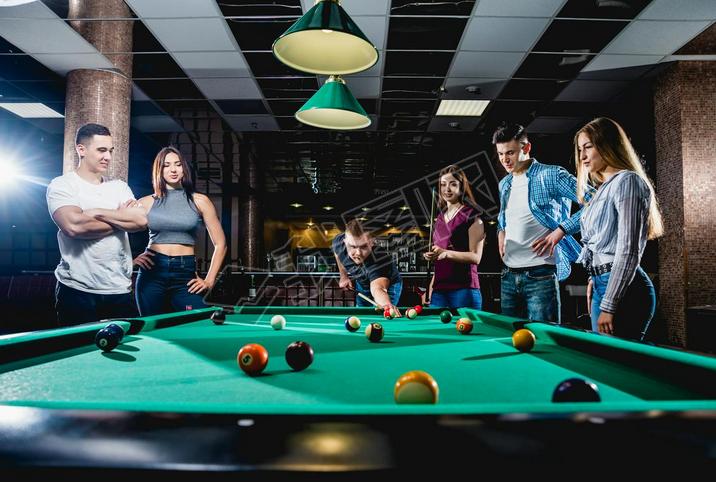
[512,328,536,352]
[394,370,439,404]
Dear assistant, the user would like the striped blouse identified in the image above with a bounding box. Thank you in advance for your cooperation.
[578,170,651,313]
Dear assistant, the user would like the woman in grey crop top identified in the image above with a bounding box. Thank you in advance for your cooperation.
[574,118,663,340]
[133,147,227,316]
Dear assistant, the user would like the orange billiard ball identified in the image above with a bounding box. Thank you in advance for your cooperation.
[237,343,269,375]
[512,329,536,352]
[394,370,439,404]
[456,318,473,334]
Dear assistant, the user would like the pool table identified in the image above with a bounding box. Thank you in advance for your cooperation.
[1,306,715,474]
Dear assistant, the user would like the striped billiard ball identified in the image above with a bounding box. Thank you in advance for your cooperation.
[365,322,384,342]
[456,318,473,334]
[394,370,439,404]
[345,316,361,332]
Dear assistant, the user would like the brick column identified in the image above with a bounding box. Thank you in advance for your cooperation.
[654,61,716,347]
[62,0,133,180]
[239,146,264,270]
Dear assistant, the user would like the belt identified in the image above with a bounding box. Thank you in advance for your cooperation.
[586,262,613,277]
[505,264,556,273]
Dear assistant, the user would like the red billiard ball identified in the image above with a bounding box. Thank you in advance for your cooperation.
[285,341,314,371]
[237,343,268,375]
[414,305,423,315]
[383,309,393,320]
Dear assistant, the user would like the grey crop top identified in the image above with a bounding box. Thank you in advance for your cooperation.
[148,189,203,246]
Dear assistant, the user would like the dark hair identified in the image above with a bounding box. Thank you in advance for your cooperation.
[75,123,111,146]
[151,146,197,209]
[492,123,528,145]
[437,165,478,211]
[345,219,369,238]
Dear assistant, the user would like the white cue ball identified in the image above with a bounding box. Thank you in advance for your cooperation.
[270,314,286,330]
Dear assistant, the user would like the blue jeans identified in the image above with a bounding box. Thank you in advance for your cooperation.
[135,251,208,317]
[55,281,137,327]
[430,288,482,310]
[354,280,403,307]
[500,265,560,323]
[591,267,656,341]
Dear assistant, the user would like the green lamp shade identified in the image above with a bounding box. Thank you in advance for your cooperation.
[296,77,370,130]
[272,0,379,75]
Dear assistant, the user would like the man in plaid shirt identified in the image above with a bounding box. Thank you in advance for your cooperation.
[493,124,592,323]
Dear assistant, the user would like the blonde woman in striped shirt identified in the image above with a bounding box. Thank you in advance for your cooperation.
[575,117,663,340]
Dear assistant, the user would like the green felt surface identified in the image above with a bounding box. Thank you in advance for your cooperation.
[1,308,715,415]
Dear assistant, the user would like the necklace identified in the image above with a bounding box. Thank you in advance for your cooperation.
[444,203,462,223]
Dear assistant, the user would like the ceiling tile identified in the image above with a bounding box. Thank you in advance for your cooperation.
[555,79,629,101]
[144,18,236,51]
[514,52,594,80]
[132,115,183,132]
[0,55,57,81]
[382,77,443,99]
[443,78,507,99]
[134,79,205,100]
[343,77,381,98]
[132,19,166,53]
[461,17,549,51]
[527,116,583,133]
[244,52,311,77]
[390,0,476,16]
[603,20,712,55]
[384,51,455,76]
[225,115,280,132]
[533,19,628,53]
[33,52,113,75]
[173,51,251,78]
[124,0,222,18]
[639,0,716,20]
[428,116,481,132]
[499,79,567,100]
[449,51,523,78]
[10,80,65,102]
[0,18,96,54]
[556,0,652,20]
[301,0,389,16]
[381,99,435,117]
[215,99,268,115]
[387,17,467,50]
[132,53,186,79]
[0,81,33,101]
[256,77,319,99]
[156,99,217,117]
[353,16,388,51]
[194,78,263,99]
[582,54,663,72]
[473,0,565,17]
[220,0,302,17]
[227,18,296,51]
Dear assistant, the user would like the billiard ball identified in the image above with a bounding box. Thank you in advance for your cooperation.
[285,341,314,371]
[365,322,384,342]
[552,378,601,403]
[103,323,125,339]
[394,370,439,404]
[270,314,286,330]
[383,309,393,320]
[345,315,361,332]
[439,310,452,324]
[211,310,226,325]
[406,308,417,320]
[95,327,121,352]
[512,329,536,352]
[414,305,423,315]
[237,343,269,376]
[456,318,473,334]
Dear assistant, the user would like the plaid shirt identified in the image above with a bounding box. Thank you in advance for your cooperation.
[497,159,593,281]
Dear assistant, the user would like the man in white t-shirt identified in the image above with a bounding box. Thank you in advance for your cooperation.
[493,124,591,323]
[46,123,147,326]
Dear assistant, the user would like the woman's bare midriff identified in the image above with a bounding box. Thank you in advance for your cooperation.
[149,244,195,256]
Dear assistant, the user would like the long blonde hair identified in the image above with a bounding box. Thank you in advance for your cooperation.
[574,117,663,239]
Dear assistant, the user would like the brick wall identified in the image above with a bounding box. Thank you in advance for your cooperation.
[654,61,716,347]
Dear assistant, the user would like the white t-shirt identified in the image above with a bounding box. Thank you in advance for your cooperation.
[503,172,555,268]
[46,171,135,294]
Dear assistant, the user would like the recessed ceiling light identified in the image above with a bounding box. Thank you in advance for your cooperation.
[290,202,303,208]
[399,206,409,211]
[322,205,334,211]
[361,207,370,212]
[436,100,489,117]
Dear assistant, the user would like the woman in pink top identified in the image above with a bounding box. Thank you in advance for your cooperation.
[424,165,486,309]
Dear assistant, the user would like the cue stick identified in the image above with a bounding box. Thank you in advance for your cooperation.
[425,187,437,304]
